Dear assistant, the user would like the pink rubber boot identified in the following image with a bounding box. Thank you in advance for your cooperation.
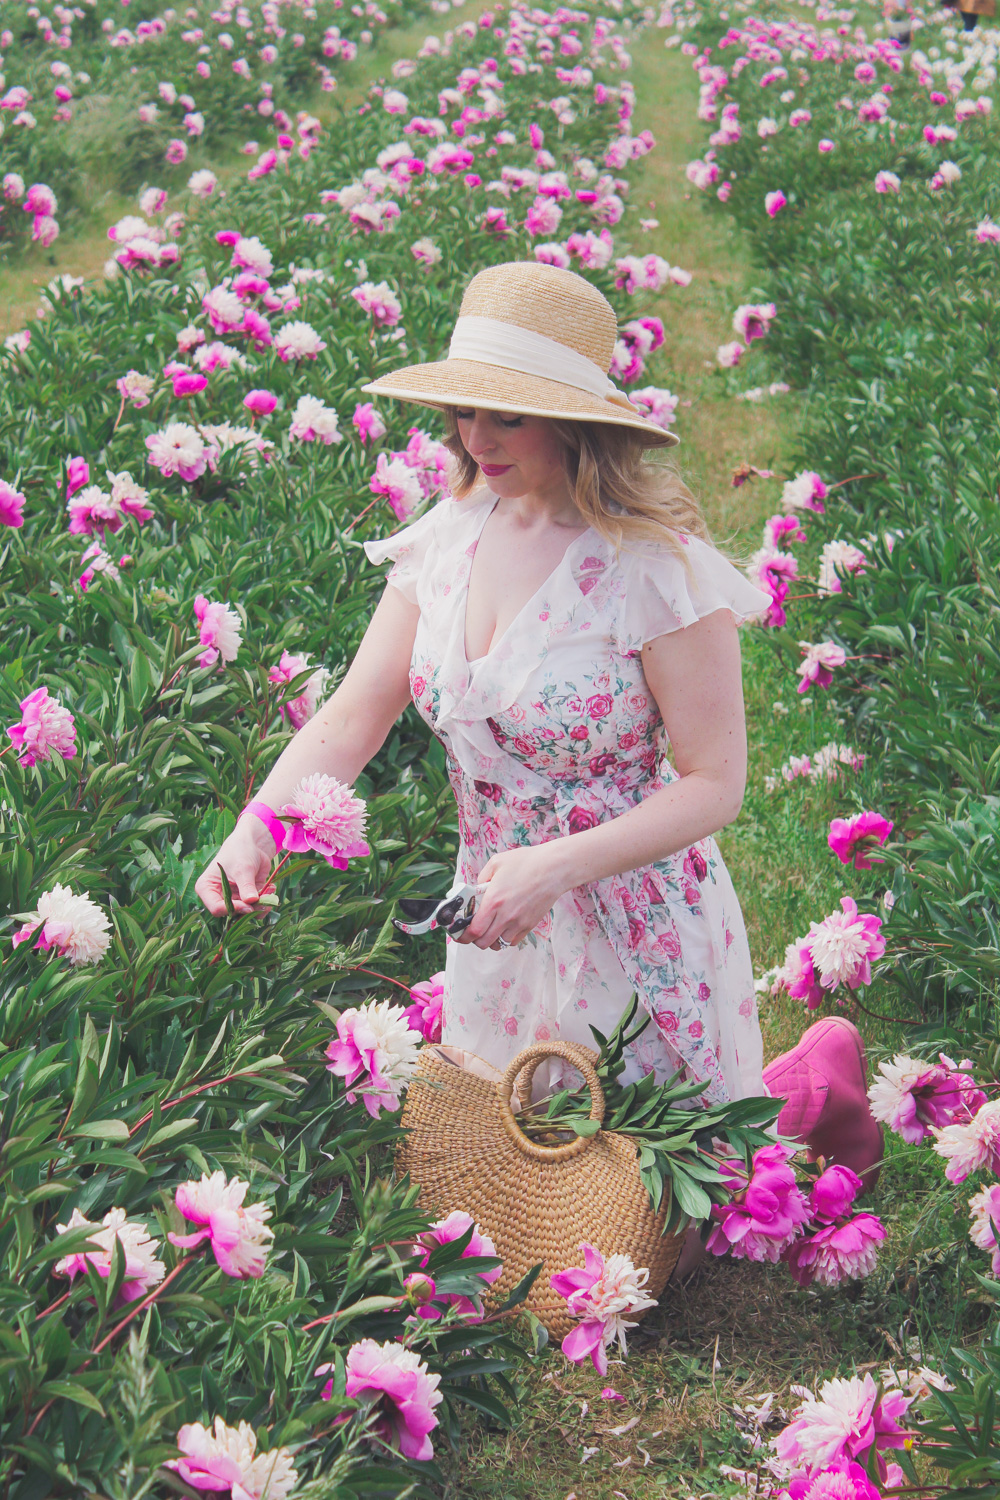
[762,1016,883,1194]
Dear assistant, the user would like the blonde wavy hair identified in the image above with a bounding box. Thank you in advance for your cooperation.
[442,410,711,560]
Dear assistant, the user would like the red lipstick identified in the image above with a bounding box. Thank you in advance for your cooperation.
[480,463,512,477]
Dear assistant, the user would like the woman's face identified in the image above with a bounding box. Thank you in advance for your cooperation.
[454,408,570,503]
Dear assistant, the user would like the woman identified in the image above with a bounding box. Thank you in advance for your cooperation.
[195,261,881,1187]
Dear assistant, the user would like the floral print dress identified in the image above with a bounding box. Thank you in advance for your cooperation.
[364,490,772,1105]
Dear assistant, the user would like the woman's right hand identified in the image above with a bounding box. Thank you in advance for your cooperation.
[195,819,277,917]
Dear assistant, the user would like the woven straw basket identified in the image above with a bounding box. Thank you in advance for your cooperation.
[397,1039,684,1337]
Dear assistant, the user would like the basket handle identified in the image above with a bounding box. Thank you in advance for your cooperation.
[497,1041,605,1162]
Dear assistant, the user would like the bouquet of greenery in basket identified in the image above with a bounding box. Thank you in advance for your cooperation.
[517,998,782,1234]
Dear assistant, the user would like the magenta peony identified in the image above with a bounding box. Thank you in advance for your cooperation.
[765,190,787,216]
[779,1461,882,1500]
[55,1207,165,1305]
[168,1170,274,1278]
[66,455,90,497]
[413,1210,502,1319]
[706,1142,812,1263]
[7,685,77,766]
[868,1053,987,1144]
[193,595,242,670]
[243,389,278,417]
[775,937,826,1010]
[783,1213,886,1288]
[774,1373,912,1473]
[337,1338,443,1461]
[325,998,420,1117]
[969,1183,1000,1275]
[267,650,330,729]
[402,971,445,1043]
[550,1243,656,1375]
[796,641,846,693]
[732,302,776,342]
[809,1164,862,1223]
[0,479,26,527]
[353,402,387,444]
[827,812,893,870]
[279,772,369,867]
[165,1418,297,1500]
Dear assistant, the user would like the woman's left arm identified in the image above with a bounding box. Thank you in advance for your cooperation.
[457,610,748,951]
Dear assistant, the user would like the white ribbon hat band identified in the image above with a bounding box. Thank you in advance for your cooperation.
[447,315,618,401]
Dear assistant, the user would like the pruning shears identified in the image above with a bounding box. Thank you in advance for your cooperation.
[391,880,489,937]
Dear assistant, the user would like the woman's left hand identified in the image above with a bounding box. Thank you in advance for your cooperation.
[452,843,570,951]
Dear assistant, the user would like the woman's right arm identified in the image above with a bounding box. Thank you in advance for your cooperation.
[194,582,421,916]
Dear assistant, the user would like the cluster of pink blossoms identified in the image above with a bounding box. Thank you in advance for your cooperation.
[402,970,445,1043]
[773,898,886,1010]
[6,685,77,767]
[368,427,451,521]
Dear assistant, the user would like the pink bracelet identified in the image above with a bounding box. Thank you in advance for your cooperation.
[239,800,287,851]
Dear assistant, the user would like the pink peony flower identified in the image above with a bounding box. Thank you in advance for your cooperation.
[973,217,1000,245]
[765,190,788,217]
[932,1100,1000,1184]
[146,423,214,482]
[351,281,403,326]
[279,771,369,868]
[289,395,341,444]
[165,138,188,164]
[0,477,26,528]
[412,1209,502,1319]
[231,235,274,278]
[764,514,807,548]
[267,650,330,729]
[325,998,420,1117]
[782,471,828,514]
[193,595,242,670]
[969,1183,1000,1275]
[7,686,76,766]
[775,937,826,1010]
[783,1212,886,1288]
[807,898,886,991]
[167,1170,274,1278]
[868,1053,986,1144]
[12,883,111,966]
[779,1461,882,1500]
[165,1418,297,1500]
[796,641,846,693]
[717,340,744,367]
[370,453,424,522]
[774,1373,912,1473]
[336,1338,442,1461]
[706,1143,812,1263]
[875,171,901,195]
[809,1164,862,1223]
[66,455,90,497]
[273,320,326,361]
[243,389,277,417]
[550,1243,656,1375]
[353,402,387,444]
[116,370,155,408]
[402,971,445,1043]
[828,812,893,869]
[732,302,776,342]
[55,1207,165,1304]
[67,484,121,536]
[110,471,154,525]
[172,370,208,398]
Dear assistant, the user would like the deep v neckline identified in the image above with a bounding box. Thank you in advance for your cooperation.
[461,494,594,669]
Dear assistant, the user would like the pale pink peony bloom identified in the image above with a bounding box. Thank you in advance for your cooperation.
[187,169,217,199]
[203,286,245,334]
[827,811,893,869]
[706,1143,811,1263]
[77,541,121,592]
[868,1053,986,1145]
[3,172,25,201]
[336,1339,442,1461]
[110,471,154,524]
[402,971,445,1043]
[718,341,745,367]
[550,1243,656,1375]
[66,455,90,497]
[232,235,274,278]
[411,237,442,266]
[139,187,167,215]
[807,897,886,991]
[55,1206,165,1304]
[875,171,901,194]
[183,111,204,137]
[783,1212,885,1288]
[32,215,60,248]
[267,650,330,729]
[177,324,205,353]
[166,1417,297,1500]
[973,217,1000,245]
[24,182,57,216]
[67,484,121,537]
[117,369,155,407]
[968,1183,1000,1275]
[765,190,787,216]
[774,1373,912,1473]
[933,1100,1000,1184]
[7,686,77,766]
[412,1209,502,1319]
[370,453,424,522]
[764,514,807,548]
[280,771,369,867]
[796,640,846,692]
[819,138,836,153]
[12,883,111,965]
[781,471,828,513]
[273,321,326,362]
[325,998,420,1117]
[193,595,242,670]
[168,1171,274,1278]
[146,423,214,482]
[166,139,188,164]
[817,539,867,596]
[1,480,26,528]
[353,402,387,444]
[243,389,278,417]
[289,395,341,445]
[732,302,776,342]
[627,386,679,431]
[351,281,403,326]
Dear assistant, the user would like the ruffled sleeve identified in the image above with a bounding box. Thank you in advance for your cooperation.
[614,533,771,654]
[362,499,449,606]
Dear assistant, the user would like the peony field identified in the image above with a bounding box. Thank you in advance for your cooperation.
[2,0,1000,1493]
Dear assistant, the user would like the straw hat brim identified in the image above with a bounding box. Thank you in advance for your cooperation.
[361,357,679,448]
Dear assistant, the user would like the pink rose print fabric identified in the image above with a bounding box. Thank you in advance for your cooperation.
[364,491,771,1105]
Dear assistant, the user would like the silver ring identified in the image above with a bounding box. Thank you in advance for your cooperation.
[496,936,512,949]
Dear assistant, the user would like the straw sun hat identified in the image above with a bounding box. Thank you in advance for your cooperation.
[361,260,679,447]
